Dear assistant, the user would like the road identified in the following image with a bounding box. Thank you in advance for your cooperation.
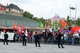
[0,42,80,53]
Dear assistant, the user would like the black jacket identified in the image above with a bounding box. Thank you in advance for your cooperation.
[4,33,8,40]
[21,33,26,41]
[34,34,41,41]
[48,32,53,37]
[57,32,62,41]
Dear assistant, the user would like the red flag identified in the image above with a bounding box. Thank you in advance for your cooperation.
[17,24,21,35]
[17,24,20,28]
[44,24,47,29]
[66,22,69,33]
[28,32,30,38]
[76,27,80,30]
[18,31,21,35]
[71,27,77,34]
[59,18,65,28]
[13,21,16,30]
[17,24,25,35]
[21,24,24,32]
[3,29,5,32]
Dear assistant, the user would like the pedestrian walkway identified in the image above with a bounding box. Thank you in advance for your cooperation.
[0,43,80,53]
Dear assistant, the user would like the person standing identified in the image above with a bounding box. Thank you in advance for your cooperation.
[64,32,68,44]
[21,31,26,46]
[4,31,9,45]
[44,29,48,43]
[68,33,72,45]
[57,30,64,48]
[48,31,53,43]
[32,32,35,43]
[34,32,41,47]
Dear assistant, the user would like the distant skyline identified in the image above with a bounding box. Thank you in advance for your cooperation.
[1,0,80,19]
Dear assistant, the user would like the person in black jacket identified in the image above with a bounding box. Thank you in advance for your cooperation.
[4,31,9,45]
[57,30,64,48]
[48,31,53,43]
[34,32,41,47]
[21,31,26,46]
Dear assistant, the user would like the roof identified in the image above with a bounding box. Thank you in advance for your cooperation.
[0,14,40,28]
[6,3,21,10]
[0,3,4,6]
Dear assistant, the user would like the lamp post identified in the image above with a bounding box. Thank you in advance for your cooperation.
[69,4,77,25]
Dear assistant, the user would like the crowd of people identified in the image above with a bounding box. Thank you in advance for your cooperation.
[20,30,80,45]
[12,29,80,44]
[2,30,65,48]
[1,29,80,48]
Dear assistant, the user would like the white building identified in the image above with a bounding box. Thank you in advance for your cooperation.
[50,15,65,29]
[6,3,23,16]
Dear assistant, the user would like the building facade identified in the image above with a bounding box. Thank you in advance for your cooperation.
[0,14,40,29]
[50,15,65,29]
[0,3,5,14]
[0,3,40,30]
[6,4,23,16]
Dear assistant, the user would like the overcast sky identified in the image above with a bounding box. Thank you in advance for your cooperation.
[1,0,80,19]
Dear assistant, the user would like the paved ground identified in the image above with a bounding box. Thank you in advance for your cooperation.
[0,42,80,53]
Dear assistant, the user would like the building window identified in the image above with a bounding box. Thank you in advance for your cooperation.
[9,9,10,11]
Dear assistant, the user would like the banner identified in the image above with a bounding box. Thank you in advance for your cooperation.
[0,32,14,40]
[25,30,28,36]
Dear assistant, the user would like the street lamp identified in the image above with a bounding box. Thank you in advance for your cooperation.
[69,4,77,25]
[70,7,75,10]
